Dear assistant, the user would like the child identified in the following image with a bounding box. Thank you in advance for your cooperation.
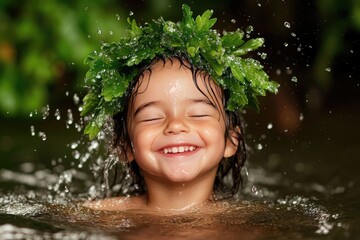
[81,4,278,211]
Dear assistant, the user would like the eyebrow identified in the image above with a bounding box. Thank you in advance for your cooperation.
[133,101,160,117]
[188,98,217,109]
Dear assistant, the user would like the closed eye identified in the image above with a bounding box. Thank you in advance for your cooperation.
[190,114,210,118]
[141,117,164,122]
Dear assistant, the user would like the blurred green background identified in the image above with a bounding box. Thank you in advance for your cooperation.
[1,0,359,177]
[0,0,359,117]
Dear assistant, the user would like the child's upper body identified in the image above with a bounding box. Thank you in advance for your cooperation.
[81,4,278,212]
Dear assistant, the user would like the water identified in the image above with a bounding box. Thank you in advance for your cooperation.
[1,102,359,239]
[0,194,338,240]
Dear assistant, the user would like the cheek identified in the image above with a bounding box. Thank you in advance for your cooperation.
[201,123,226,145]
[131,128,156,152]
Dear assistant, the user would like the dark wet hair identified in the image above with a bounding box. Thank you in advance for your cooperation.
[110,53,247,199]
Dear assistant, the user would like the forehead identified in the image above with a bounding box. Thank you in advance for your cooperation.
[134,58,223,102]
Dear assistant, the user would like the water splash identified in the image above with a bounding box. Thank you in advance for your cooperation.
[276,196,337,235]
[42,105,50,120]
[245,25,254,38]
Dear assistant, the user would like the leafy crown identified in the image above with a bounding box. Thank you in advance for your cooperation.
[81,4,279,139]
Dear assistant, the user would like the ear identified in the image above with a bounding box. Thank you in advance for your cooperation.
[223,128,240,158]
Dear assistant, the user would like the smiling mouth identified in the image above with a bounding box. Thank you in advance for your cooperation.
[162,146,197,154]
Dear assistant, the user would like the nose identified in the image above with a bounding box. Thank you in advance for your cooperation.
[164,117,190,135]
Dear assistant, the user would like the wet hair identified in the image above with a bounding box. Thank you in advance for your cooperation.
[110,53,247,199]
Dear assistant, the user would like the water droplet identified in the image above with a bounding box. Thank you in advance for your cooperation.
[73,94,80,105]
[38,131,47,141]
[257,3,262,7]
[251,185,262,196]
[97,28,102,35]
[230,19,236,23]
[291,32,296,37]
[129,11,134,16]
[29,112,33,117]
[116,14,121,20]
[299,113,304,121]
[65,91,69,96]
[109,30,113,35]
[84,7,88,11]
[276,69,281,75]
[66,109,74,127]
[30,125,35,136]
[286,67,293,75]
[291,76,298,82]
[75,123,82,132]
[73,150,80,159]
[284,21,291,28]
[246,25,254,34]
[257,143,263,150]
[54,108,61,120]
[267,123,273,129]
[325,67,331,72]
[284,42,288,47]
[70,142,78,149]
[260,52,267,59]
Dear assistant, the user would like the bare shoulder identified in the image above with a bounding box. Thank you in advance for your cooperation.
[83,195,147,211]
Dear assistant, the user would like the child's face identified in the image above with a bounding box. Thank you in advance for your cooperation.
[126,59,237,185]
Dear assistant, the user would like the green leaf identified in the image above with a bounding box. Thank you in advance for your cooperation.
[81,92,99,116]
[195,9,216,31]
[187,46,198,57]
[127,18,142,37]
[202,53,223,76]
[84,108,107,140]
[234,38,265,56]
[181,4,195,29]
[226,77,248,111]
[230,64,245,84]
[84,121,101,140]
[222,31,244,48]
[101,70,128,101]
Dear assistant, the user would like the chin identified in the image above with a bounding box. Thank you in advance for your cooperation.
[164,171,197,183]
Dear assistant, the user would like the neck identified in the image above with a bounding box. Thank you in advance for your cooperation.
[143,175,216,212]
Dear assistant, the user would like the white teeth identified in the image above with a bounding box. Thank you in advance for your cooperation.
[162,146,197,154]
